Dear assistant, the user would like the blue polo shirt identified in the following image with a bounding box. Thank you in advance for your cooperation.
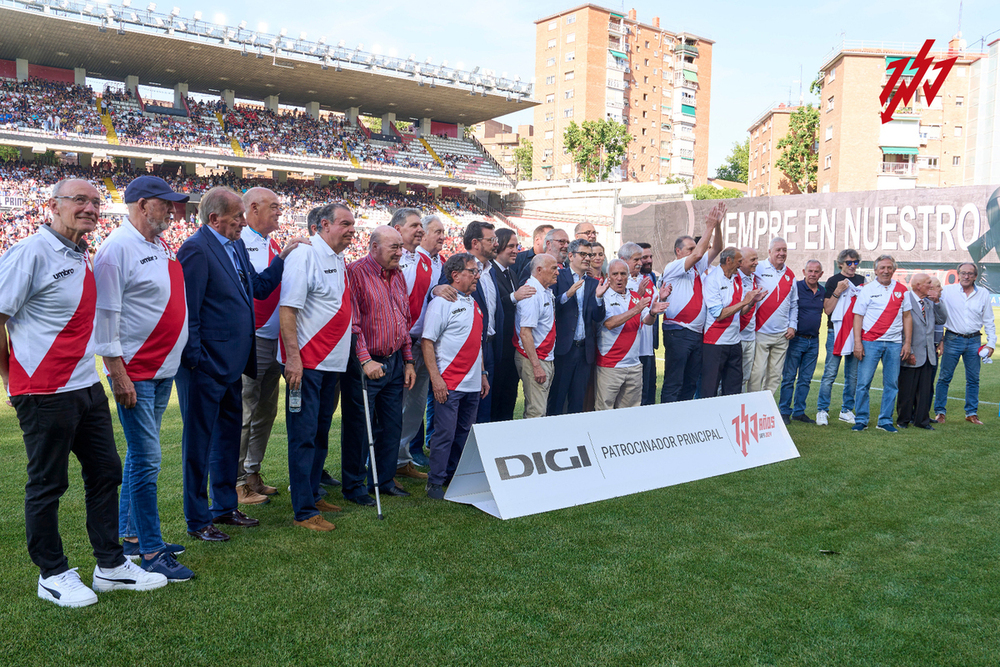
[796,280,825,337]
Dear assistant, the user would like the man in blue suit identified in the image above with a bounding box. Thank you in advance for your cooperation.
[176,186,303,541]
[549,239,609,415]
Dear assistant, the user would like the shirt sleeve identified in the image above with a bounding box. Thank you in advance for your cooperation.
[982,295,997,348]
[659,258,686,285]
[517,293,541,329]
[278,249,309,310]
[421,299,447,343]
[703,271,724,319]
[824,275,839,299]
[901,288,912,312]
[93,246,124,313]
[853,287,869,317]
[94,308,123,357]
[0,243,37,318]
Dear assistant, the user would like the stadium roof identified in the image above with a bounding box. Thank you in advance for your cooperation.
[0,2,537,125]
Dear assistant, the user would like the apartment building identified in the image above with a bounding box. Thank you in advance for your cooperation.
[532,4,713,185]
[746,103,803,197]
[966,37,1000,185]
[474,120,534,180]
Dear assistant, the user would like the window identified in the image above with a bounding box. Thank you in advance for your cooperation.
[545,112,554,121]
[955,125,963,137]
[827,66,836,82]
[825,125,833,141]
[566,33,576,43]
[644,59,649,66]
[926,124,941,140]
[547,38,556,49]
[824,155,832,169]
[918,156,939,169]
[548,21,557,30]
[544,130,554,139]
[564,89,574,99]
[642,111,647,118]
[956,96,964,106]
[953,155,961,166]
[542,148,553,160]
[827,96,835,111]
[545,76,555,85]
[642,93,648,101]
[564,107,574,118]
[822,183,830,193]
[561,164,571,174]
[566,14,576,24]
[752,169,757,179]
[565,51,575,62]
[545,94,554,103]
[565,71,575,81]
[546,57,555,67]
[643,76,648,84]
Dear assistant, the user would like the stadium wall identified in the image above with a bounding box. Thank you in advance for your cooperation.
[0,59,16,79]
[26,64,74,84]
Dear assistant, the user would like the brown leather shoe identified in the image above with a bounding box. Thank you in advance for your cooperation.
[236,484,270,505]
[935,413,946,424]
[315,499,342,513]
[294,515,336,532]
[966,415,984,425]
[246,472,277,496]
[396,462,428,480]
[212,510,260,527]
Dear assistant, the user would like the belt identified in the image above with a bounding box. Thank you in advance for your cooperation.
[798,334,817,339]
[485,334,495,344]
[572,339,586,348]
[368,352,398,364]
[946,330,981,339]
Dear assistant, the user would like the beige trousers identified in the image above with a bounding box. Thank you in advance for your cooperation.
[741,339,756,393]
[749,331,788,395]
[594,364,643,410]
[516,353,555,419]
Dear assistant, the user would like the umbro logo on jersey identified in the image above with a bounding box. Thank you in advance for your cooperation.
[324,268,338,274]
[139,255,157,265]
[247,246,260,251]
[453,307,467,314]
[52,268,75,280]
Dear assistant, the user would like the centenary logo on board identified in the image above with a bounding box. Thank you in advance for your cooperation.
[731,404,776,457]
[880,39,956,124]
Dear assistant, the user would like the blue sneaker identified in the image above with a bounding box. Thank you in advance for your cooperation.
[140,551,195,582]
[123,540,186,561]
[876,424,898,433]
[412,450,430,468]
[852,423,868,432]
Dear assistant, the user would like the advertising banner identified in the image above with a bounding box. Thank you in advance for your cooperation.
[0,192,28,209]
[445,391,800,520]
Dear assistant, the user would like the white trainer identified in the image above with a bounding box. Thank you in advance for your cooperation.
[839,410,856,424]
[816,411,829,426]
[92,559,167,593]
[38,568,98,608]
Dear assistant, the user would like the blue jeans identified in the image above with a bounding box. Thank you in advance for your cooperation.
[778,335,819,416]
[109,376,173,555]
[817,328,859,413]
[933,332,981,417]
[854,340,901,427]
[287,368,340,521]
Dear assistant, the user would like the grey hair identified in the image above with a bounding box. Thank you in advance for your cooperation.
[957,261,978,277]
[769,236,787,249]
[390,207,422,229]
[443,252,476,284]
[242,186,277,208]
[874,254,897,270]
[568,239,592,256]
[51,179,83,199]
[618,242,642,260]
[421,213,442,231]
[805,259,823,271]
[306,206,322,235]
[837,248,860,265]
[607,258,629,273]
[673,235,694,254]
[544,227,567,245]
[199,186,242,226]
[719,247,739,264]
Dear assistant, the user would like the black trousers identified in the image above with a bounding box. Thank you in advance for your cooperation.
[12,382,124,577]
[640,355,656,405]
[701,343,743,398]
[549,343,590,415]
[897,362,935,428]
[490,344,519,422]
[661,327,702,403]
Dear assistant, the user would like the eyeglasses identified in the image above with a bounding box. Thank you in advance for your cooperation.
[54,195,102,209]
[575,252,594,258]
[958,271,977,277]
[461,267,482,276]
[844,260,859,266]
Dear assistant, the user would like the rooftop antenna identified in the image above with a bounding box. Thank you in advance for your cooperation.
[958,0,963,36]
[799,64,804,105]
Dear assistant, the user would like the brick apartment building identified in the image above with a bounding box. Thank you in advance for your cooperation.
[747,103,803,197]
[474,120,534,180]
[532,4,713,185]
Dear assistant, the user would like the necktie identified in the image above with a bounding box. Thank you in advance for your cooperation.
[920,298,925,318]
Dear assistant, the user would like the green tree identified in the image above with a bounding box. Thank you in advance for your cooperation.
[809,71,825,95]
[0,145,19,162]
[715,139,749,183]
[690,184,743,200]
[512,139,533,181]
[563,119,631,182]
[775,105,820,193]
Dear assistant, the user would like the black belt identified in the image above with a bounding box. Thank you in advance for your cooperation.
[368,352,397,364]
[798,334,817,339]
[572,339,586,348]
[946,330,981,339]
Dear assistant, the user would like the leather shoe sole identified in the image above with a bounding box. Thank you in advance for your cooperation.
[187,525,230,542]
[212,510,260,527]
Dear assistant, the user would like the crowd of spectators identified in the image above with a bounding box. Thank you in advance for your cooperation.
[226,105,352,161]
[0,77,105,136]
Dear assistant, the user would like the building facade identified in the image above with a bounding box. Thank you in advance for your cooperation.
[532,4,713,185]
[746,103,802,197]
[474,120,534,180]
[966,38,1000,186]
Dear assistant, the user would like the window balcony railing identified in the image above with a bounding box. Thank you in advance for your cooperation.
[608,21,624,34]
[880,162,915,176]
[607,79,626,90]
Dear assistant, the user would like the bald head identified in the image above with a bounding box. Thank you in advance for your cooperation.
[910,272,931,297]
[243,187,281,236]
[739,246,758,275]
[370,224,403,271]
[531,252,559,288]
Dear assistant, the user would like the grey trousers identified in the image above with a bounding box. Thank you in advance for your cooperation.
[399,342,431,467]
[239,336,283,485]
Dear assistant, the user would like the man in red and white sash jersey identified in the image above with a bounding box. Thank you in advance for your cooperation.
[737,247,763,393]
[278,202,355,531]
[658,203,725,403]
[236,187,285,505]
[750,237,798,394]
[398,213,444,469]
[703,248,762,397]
[421,252,490,499]
[595,259,666,410]
[0,179,166,607]
[851,254,912,432]
[95,175,193,582]
[515,253,560,418]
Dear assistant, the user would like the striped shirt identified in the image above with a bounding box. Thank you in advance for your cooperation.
[346,253,412,364]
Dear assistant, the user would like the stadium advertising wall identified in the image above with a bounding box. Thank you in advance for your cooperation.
[0,192,28,209]
[622,185,1000,291]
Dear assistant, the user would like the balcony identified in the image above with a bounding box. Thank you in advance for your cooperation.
[606,100,624,109]
[677,61,698,73]
[880,162,915,176]
[608,21,624,34]
[607,57,627,72]
[674,43,700,57]
[607,79,626,90]
[678,148,695,159]
[680,95,696,107]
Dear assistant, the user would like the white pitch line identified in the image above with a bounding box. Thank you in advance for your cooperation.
[809,379,1000,406]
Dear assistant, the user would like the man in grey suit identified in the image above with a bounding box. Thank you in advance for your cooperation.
[897,273,948,430]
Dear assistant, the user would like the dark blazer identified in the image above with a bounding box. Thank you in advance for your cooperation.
[512,248,536,286]
[553,266,606,363]
[491,260,517,349]
[645,270,660,350]
[178,225,283,384]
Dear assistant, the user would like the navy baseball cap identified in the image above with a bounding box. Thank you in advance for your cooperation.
[123,176,190,204]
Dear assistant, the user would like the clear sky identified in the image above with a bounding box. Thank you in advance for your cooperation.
[163,0,999,176]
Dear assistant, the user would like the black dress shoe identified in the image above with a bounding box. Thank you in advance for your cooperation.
[792,414,816,424]
[347,494,376,507]
[212,510,260,527]
[917,424,935,430]
[187,525,230,542]
[897,422,910,429]
[781,414,792,425]
[380,485,411,497]
[320,470,341,487]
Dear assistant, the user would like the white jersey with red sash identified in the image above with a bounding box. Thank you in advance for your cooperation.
[739,270,758,342]
[659,255,708,333]
[277,241,351,372]
[597,289,644,368]
[242,226,282,340]
[0,228,100,395]
[400,245,440,338]
[422,292,484,392]
[831,282,864,356]
[754,259,797,335]
[628,274,656,355]
[514,276,556,362]
[94,220,189,381]
[703,267,744,346]
[855,279,911,343]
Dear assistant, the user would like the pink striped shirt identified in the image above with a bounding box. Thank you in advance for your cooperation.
[346,253,412,364]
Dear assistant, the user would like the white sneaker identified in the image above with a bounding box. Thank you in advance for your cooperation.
[92,559,168,593]
[839,410,856,424]
[816,411,829,426]
[38,568,98,608]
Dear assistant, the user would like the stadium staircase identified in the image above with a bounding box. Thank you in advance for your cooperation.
[103,177,124,204]
[97,99,119,145]
[419,137,447,170]
[342,139,361,168]
[433,203,459,226]
[214,112,244,157]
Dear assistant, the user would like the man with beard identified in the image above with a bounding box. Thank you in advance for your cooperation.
[518,227,569,286]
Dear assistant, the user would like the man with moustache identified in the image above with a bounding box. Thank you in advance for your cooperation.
[518,227,569,286]
[490,227,535,422]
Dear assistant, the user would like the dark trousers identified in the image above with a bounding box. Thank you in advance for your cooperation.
[476,341,494,423]
[287,368,340,521]
[549,343,590,415]
[640,355,656,405]
[428,389,480,485]
[491,344,519,422]
[13,383,124,577]
[898,362,935,428]
[701,343,743,397]
[661,327,702,403]
[175,366,243,531]
[341,349,404,500]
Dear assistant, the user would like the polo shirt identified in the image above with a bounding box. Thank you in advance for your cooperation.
[795,280,825,337]
[422,291,484,392]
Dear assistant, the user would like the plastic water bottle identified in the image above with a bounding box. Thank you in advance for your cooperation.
[979,346,993,365]
[289,388,302,412]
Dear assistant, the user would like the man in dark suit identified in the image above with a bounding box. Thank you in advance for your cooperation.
[490,228,536,422]
[518,227,570,287]
[549,239,608,415]
[897,273,948,430]
[512,223,553,284]
[176,186,302,541]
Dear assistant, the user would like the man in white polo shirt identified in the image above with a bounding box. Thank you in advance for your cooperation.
[515,253,559,418]
[737,247,761,393]
[751,237,798,395]
[933,262,996,425]
[278,202,355,531]
[852,254,912,432]
[94,175,193,583]
[421,252,489,499]
[0,178,166,608]
[703,247,762,397]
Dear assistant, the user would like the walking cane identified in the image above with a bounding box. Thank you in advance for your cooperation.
[359,365,385,521]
